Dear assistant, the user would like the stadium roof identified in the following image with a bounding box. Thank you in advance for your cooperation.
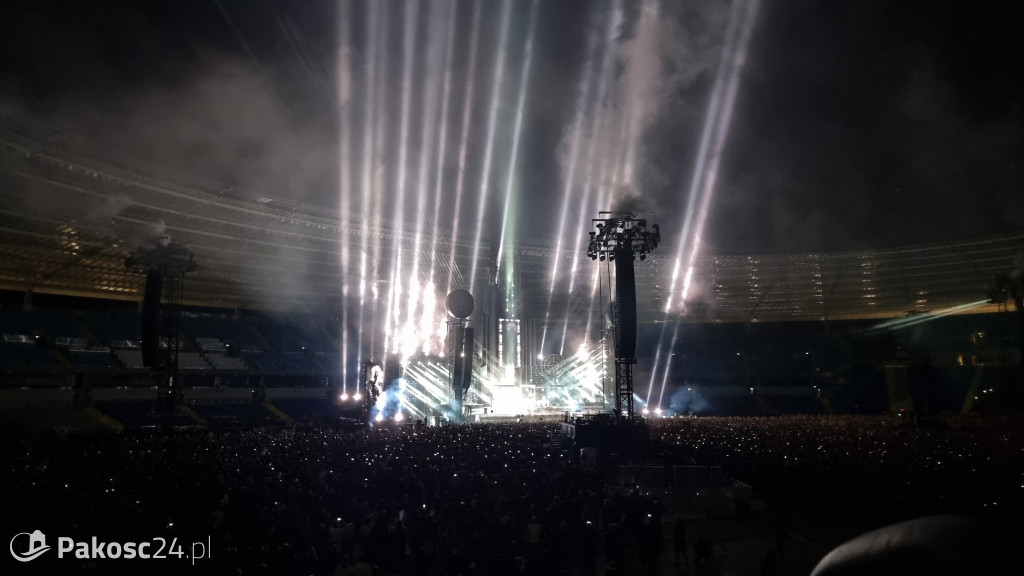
[1,121,1019,324]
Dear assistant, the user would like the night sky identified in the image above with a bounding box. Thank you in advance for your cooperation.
[2,0,1022,256]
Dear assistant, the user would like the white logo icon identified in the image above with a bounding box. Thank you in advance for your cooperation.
[10,530,50,562]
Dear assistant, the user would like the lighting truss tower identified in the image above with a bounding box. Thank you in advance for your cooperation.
[126,239,197,408]
[445,290,475,421]
[586,213,660,419]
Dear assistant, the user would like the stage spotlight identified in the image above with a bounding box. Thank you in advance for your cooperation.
[642,407,650,415]
[608,253,615,262]
[354,392,363,401]
[655,407,662,415]
[599,254,606,261]
[340,393,349,401]
[395,412,404,422]
[374,413,384,422]
[640,253,646,261]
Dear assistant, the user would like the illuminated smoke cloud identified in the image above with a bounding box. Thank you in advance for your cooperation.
[668,383,708,415]
[557,0,729,213]
[371,379,405,421]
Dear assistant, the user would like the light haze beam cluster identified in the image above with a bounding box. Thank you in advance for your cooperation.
[330,0,750,396]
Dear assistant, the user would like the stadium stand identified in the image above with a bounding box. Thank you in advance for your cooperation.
[0,308,84,339]
[189,402,283,429]
[251,316,306,353]
[279,316,338,352]
[316,353,343,374]
[179,314,264,351]
[194,337,227,352]
[114,349,145,369]
[66,350,119,369]
[204,352,249,370]
[0,342,59,368]
[176,352,211,370]
[271,397,351,424]
[79,312,141,347]
[96,401,197,429]
[244,351,319,373]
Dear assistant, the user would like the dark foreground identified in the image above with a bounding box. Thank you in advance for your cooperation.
[2,415,1022,575]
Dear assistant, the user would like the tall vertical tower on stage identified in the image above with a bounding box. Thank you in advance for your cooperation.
[445,289,475,420]
[491,239,522,382]
[586,213,660,419]
[125,239,197,406]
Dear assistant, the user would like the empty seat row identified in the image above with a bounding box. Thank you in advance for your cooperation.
[66,351,118,369]
[194,337,227,352]
[177,352,211,370]
[0,342,58,367]
[205,353,249,370]
[115,349,145,369]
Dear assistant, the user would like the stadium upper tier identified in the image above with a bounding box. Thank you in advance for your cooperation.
[0,122,1019,323]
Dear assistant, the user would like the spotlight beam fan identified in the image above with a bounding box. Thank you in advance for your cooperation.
[468,0,514,291]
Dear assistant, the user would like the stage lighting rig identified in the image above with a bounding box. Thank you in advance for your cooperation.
[586,213,660,262]
[125,238,197,408]
[125,239,198,276]
[585,212,660,420]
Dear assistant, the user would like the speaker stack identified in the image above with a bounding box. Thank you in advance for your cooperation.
[140,270,163,368]
[613,244,638,359]
[445,289,475,419]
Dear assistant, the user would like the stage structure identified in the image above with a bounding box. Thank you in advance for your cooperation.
[445,289,475,420]
[362,361,383,415]
[361,358,406,423]
[587,213,660,419]
[125,239,197,405]
[533,347,607,411]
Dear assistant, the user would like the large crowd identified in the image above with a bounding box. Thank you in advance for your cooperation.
[652,414,1024,526]
[3,413,1022,575]
[4,423,657,575]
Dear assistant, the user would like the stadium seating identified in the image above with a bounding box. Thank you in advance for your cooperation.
[252,315,337,354]
[0,342,59,367]
[79,313,141,347]
[204,352,249,370]
[190,402,282,428]
[179,315,264,351]
[194,337,227,352]
[176,352,211,370]
[271,398,350,423]
[252,317,305,353]
[0,308,84,340]
[244,351,319,373]
[97,401,196,429]
[66,350,119,369]
[114,349,145,369]
[317,353,343,374]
